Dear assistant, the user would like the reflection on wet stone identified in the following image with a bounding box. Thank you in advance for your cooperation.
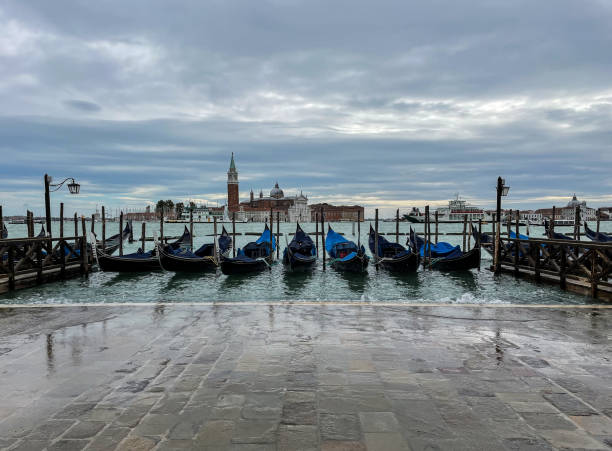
[0,304,611,450]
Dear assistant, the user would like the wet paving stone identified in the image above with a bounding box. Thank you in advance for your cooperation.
[319,413,361,441]
[543,392,599,416]
[519,412,579,430]
[1,304,612,449]
[62,421,106,439]
[502,437,555,450]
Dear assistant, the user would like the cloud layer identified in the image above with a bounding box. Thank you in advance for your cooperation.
[0,0,611,216]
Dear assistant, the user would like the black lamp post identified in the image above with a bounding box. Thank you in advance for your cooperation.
[44,174,80,238]
[494,176,510,274]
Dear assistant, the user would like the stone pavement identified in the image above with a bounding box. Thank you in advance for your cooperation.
[0,303,611,450]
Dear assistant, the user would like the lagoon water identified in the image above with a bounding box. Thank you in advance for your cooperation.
[1,220,610,305]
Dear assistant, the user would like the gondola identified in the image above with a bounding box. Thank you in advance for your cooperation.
[97,226,191,272]
[410,228,480,271]
[95,221,132,256]
[471,224,493,256]
[368,225,418,272]
[220,225,274,275]
[283,223,317,271]
[325,226,369,273]
[544,219,573,240]
[158,227,232,272]
[2,223,8,239]
[584,222,612,243]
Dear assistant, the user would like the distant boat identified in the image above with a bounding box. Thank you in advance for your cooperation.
[369,225,419,272]
[221,225,275,275]
[325,226,369,273]
[404,196,489,223]
[410,228,480,271]
[403,207,425,223]
[158,227,232,272]
[283,223,317,271]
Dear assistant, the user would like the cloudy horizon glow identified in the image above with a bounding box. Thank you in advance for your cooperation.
[1,0,611,217]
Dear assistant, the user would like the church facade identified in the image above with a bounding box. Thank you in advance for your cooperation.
[226,154,311,222]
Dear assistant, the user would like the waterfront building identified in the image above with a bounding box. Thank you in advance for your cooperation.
[226,155,311,222]
[125,205,157,222]
[309,203,364,222]
[535,194,597,224]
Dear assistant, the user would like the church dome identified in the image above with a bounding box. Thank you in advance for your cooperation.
[567,194,582,208]
[270,182,284,199]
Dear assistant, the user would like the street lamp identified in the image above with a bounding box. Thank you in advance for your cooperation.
[494,176,510,274]
[44,174,80,238]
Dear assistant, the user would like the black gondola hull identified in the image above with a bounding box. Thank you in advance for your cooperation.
[283,252,317,271]
[376,252,419,273]
[97,254,160,272]
[158,247,217,272]
[221,258,269,275]
[426,247,480,271]
[330,255,369,273]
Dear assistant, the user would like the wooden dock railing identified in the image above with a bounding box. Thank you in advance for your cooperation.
[0,235,90,293]
[488,236,611,300]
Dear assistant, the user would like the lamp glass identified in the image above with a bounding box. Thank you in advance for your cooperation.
[68,182,80,194]
[501,186,510,196]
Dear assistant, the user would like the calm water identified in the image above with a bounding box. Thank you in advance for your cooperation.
[1,220,610,305]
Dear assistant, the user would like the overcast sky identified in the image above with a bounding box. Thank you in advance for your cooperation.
[1,0,611,217]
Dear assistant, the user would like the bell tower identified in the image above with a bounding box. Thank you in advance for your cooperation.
[227,153,239,211]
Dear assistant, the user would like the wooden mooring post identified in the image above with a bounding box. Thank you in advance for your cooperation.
[60,203,65,278]
[189,208,194,250]
[232,212,236,258]
[276,212,280,260]
[80,216,89,275]
[315,212,319,255]
[160,213,164,244]
[435,211,439,244]
[321,207,326,271]
[374,208,379,270]
[0,205,3,238]
[477,218,482,270]
[357,209,361,249]
[119,212,124,256]
[101,206,106,253]
[213,217,218,265]
[74,213,78,248]
[462,214,467,252]
[395,208,399,244]
[141,222,146,252]
[514,210,520,276]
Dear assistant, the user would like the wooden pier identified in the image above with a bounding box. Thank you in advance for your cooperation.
[0,235,91,294]
[487,235,612,301]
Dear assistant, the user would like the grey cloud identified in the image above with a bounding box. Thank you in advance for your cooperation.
[0,0,611,215]
[63,99,101,112]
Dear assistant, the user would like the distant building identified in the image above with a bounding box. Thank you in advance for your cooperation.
[309,203,364,222]
[226,155,311,222]
[125,205,157,222]
[535,194,597,224]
